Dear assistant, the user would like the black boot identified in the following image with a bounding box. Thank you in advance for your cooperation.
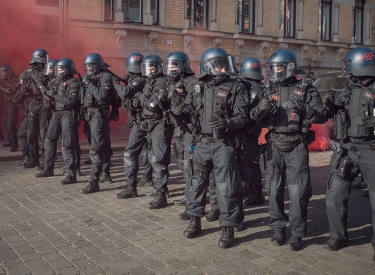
[173,197,186,206]
[117,185,138,199]
[36,164,44,171]
[178,211,191,221]
[80,179,100,194]
[243,191,265,206]
[137,178,153,187]
[183,216,202,238]
[61,175,77,185]
[19,156,30,166]
[146,189,169,198]
[271,229,285,246]
[23,161,39,169]
[147,191,168,209]
[218,226,235,249]
[286,234,302,251]
[10,144,18,152]
[323,237,348,251]
[204,209,220,222]
[99,172,113,183]
[373,250,375,262]
[35,170,54,178]
[2,141,11,147]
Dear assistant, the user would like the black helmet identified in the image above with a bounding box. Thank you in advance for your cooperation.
[30,48,49,64]
[0,64,13,80]
[141,54,163,78]
[342,47,375,78]
[200,47,235,77]
[55,58,78,77]
[240,57,264,81]
[163,51,194,79]
[83,53,109,75]
[266,49,298,82]
[126,52,144,74]
[44,59,59,76]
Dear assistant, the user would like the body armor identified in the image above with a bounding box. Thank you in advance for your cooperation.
[55,77,80,111]
[83,71,113,109]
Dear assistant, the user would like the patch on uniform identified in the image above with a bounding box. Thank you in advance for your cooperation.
[292,89,305,97]
[216,91,228,99]
[364,91,375,100]
[132,82,138,86]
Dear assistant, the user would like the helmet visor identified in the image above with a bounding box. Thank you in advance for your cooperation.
[163,60,184,77]
[341,59,351,77]
[83,62,98,75]
[204,55,234,75]
[44,63,55,76]
[35,53,49,64]
[141,62,160,77]
[55,65,67,77]
[267,62,295,81]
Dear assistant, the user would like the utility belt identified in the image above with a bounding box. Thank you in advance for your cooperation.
[195,133,228,143]
[26,96,43,104]
[54,109,75,116]
[86,107,110,118]
[138,118,160,132]
[267,130,315,152]
[341,138,375,151]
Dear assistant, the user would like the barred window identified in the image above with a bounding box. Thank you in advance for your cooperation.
[237,0,255,34]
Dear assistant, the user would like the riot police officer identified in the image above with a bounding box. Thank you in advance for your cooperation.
[323,47,375,260]
[79,53,115,194]
[0,65,20,152]
[35,58,80,184]
[114,52,151,199]
[181,48,248,248]
[132,54,172,208]
[13,49,51,168]
[239,58,265,206]
[158,51,198,213]
[254,49,327,251]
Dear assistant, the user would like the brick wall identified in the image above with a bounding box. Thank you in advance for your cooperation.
[263,0,280,37]
[339,4,353,44]
[154,33,184,52]
[217,0,236,33]
[303,0,319,41]
[69,0,102,21]
[165,0,184,28]
[36,0,59,7]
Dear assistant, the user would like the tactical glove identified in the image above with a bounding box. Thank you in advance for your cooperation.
[255,97,271,114]
[208,116,232,130]
[110,107,120,122]
[81,75,91,86]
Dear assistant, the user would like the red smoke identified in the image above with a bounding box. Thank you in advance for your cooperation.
[308,121,332,151]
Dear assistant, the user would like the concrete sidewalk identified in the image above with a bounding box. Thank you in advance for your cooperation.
[0,150,374,275]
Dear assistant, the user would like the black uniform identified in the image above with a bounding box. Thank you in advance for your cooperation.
[257,79,327,239]
[13,66,51,167]
[42,76,80,176]
[0,73,20,149]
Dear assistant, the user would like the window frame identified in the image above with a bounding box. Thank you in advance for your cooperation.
[283,0,296,38]
[237,0,256,34]
[151,0,159,25]
[353,0,364,44]
[123,0,143,23]
[321,0,332,41]
[186,0,209,29]
[103,0,114,21]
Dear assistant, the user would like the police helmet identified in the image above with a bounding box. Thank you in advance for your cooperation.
[266,49,297,82]
[30,49,49,64]
[83,53,109,75]
[163,51,194,79]
[0,64,13,80]
[230,55,239,74]
[55,58,78,77]
[141,54,163,78]
[200,48,235,77]
[44,60,59,76]
[240,57,264,81]
[126,52,144,74]
[342,47,375,78]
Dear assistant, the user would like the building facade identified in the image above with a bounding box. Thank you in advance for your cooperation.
[1,0,375,76]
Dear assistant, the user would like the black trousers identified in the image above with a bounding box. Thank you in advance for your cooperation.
[326,145,375,249]
[242,134,263,193]
[3,101,19,146]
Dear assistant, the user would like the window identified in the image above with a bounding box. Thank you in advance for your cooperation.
[104,0,113,21]
[353,0,364,44]
[283,0,296,37]
[123,0,142,23]
[186,0,209,29]
[151,0,159,25]
[321,0,332,41]
[237,0,255,33]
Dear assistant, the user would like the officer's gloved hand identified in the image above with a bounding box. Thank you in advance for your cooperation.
[110,107,120,122]
[126,117,134,128]
[81,75,91,86]
[361,116,375,128]
[208,116,232,130]
[171,103,184,116]
[255,97,271,114]
[113,76,120,86]
[283,98,306,112]
[324,89,335,104]
[158,89,169,111]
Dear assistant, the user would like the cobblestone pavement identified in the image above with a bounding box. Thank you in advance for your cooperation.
[0,149,374,275]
